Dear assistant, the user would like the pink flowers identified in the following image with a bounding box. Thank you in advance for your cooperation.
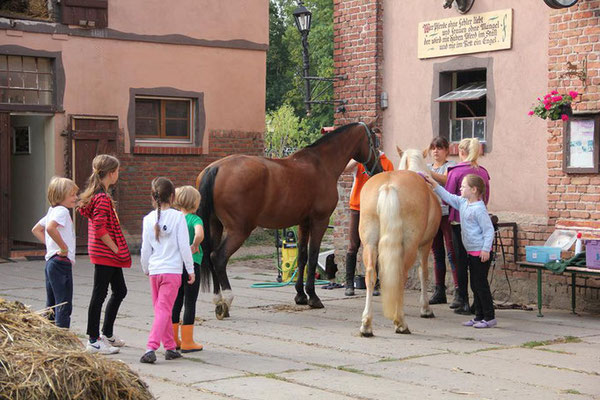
[528,89,578,121]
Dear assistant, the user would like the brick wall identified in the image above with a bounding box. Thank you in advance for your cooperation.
[332,0,383,260]
[116,129,263,248]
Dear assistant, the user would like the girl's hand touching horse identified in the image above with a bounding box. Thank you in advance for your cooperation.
[422,173,439,188]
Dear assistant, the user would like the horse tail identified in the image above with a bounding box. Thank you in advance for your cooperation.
[376,183,404,321]
[197,165,219,293]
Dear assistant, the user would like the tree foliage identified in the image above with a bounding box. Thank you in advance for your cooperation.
[265,0,333,155]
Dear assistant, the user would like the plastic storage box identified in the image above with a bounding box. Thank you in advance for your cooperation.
[585,240,600,269]
[525,246,561,263]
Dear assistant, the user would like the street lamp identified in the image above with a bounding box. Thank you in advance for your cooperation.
[293,1,313,115]
[293,1,346,116]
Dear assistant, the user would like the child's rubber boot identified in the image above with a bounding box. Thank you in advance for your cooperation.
[180,324,203,353]
[172,322,181,350]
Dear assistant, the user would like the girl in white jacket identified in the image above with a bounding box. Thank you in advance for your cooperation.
[140,177,195,363]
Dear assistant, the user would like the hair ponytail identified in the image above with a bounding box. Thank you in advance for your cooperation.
[151,177,175,242]
[79,154,120,208]
[459,138,480,168]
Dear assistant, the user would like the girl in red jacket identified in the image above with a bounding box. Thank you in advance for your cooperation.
[79,154,131,354]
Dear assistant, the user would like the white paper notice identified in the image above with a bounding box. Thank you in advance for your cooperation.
[569,119,595,168]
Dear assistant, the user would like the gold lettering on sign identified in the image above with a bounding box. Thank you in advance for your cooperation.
[418,9,512,59]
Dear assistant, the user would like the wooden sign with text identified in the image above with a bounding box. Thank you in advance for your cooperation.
[418,9,513,59]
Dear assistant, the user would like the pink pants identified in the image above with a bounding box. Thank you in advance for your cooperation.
[147,273,181,351]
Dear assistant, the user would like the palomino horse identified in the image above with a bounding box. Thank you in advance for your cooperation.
[358,148,441,336]
[196,122,383,319]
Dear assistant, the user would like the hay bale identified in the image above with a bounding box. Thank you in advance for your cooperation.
[0,298,154,400]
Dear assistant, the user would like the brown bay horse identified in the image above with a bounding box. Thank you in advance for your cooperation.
[358,149,441,336]
[196,122,383,319]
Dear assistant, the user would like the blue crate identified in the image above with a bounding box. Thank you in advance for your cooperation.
[525,246,561,263]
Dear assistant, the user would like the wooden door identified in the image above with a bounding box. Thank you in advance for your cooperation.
[71,116,118,249]
[0,113,10,258]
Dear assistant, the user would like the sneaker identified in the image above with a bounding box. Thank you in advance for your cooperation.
[473,319,497,329]
[101,334,125,347]
[140,350,157,364]
[86,339,120,354]
[462,319,482,327]
[165,349,182,360]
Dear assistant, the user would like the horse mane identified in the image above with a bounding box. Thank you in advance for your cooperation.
[398,149,430,175]
[305,123,360,149]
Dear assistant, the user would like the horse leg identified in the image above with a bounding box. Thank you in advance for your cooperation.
[394,247,418,334]
[305,218,330,309]
[294,222,310,305]
[360,243,378,337]
[212,229,251,319]
[419,242,435,319]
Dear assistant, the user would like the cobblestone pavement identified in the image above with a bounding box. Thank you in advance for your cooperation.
[1,250,599,399]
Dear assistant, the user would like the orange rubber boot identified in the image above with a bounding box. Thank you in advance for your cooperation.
[180,324,203,353]
[172,323,181,350]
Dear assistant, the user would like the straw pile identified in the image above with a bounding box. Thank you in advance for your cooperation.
[0,298,154,400]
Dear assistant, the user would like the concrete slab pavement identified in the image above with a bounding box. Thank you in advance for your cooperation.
[1,253,599,399]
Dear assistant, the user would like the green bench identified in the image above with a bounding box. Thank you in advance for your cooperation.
[517,261,600,317]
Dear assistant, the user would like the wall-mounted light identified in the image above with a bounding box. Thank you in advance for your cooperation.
[543,0,579,8]
[443,0,475,14]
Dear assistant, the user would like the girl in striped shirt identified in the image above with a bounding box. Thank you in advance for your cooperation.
[79,154,131,354]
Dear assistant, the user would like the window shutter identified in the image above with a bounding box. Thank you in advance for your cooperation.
[61,0,108,28]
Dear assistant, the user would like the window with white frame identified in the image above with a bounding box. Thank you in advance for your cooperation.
[135,96,193,142]
[435,69,486,142]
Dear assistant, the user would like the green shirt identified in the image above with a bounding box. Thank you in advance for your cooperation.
[185,214,203,265]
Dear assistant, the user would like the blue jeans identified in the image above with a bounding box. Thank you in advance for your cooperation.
[45,255,73,328]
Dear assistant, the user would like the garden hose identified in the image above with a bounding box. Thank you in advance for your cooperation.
[250,243,329,288]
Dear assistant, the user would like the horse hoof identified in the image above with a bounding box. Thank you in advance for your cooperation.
[308,298,324,309]
[295,294,308,305]
[360,327,373,337]
[395,326,411,335]
[215,303,228,320]
[420,311,435,319]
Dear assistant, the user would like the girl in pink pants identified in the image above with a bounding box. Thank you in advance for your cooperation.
[140,177,195,364]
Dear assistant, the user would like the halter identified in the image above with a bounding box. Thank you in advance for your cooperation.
[358,121,380,177]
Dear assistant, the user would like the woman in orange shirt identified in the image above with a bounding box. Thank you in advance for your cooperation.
[344,147,394,296]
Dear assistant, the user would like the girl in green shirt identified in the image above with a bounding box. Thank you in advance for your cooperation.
[172,185,204,352]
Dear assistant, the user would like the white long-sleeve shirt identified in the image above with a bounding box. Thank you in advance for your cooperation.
[140,208,194,276]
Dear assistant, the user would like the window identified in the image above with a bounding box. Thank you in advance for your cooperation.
[135,97,192,141]
[0,55,53,105]
[435,69,487,142]
[61,0,108,28]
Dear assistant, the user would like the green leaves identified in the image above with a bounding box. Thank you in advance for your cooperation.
[265,0,334,157]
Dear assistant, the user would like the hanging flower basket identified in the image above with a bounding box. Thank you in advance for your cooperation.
[528,90,578,121]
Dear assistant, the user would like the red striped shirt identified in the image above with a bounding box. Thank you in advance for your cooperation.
[79,192,131,268]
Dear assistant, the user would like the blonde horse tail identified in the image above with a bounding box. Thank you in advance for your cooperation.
[376,183,403,320]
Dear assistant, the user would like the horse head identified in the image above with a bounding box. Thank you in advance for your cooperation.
[396,146,430,175]
[355,121,383,176]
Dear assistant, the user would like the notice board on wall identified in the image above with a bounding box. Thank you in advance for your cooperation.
[564,114,600,174]
[418,9,513,59]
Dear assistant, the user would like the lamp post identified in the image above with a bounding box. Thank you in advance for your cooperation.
[293,1,346,116]
[293,1,313,115]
